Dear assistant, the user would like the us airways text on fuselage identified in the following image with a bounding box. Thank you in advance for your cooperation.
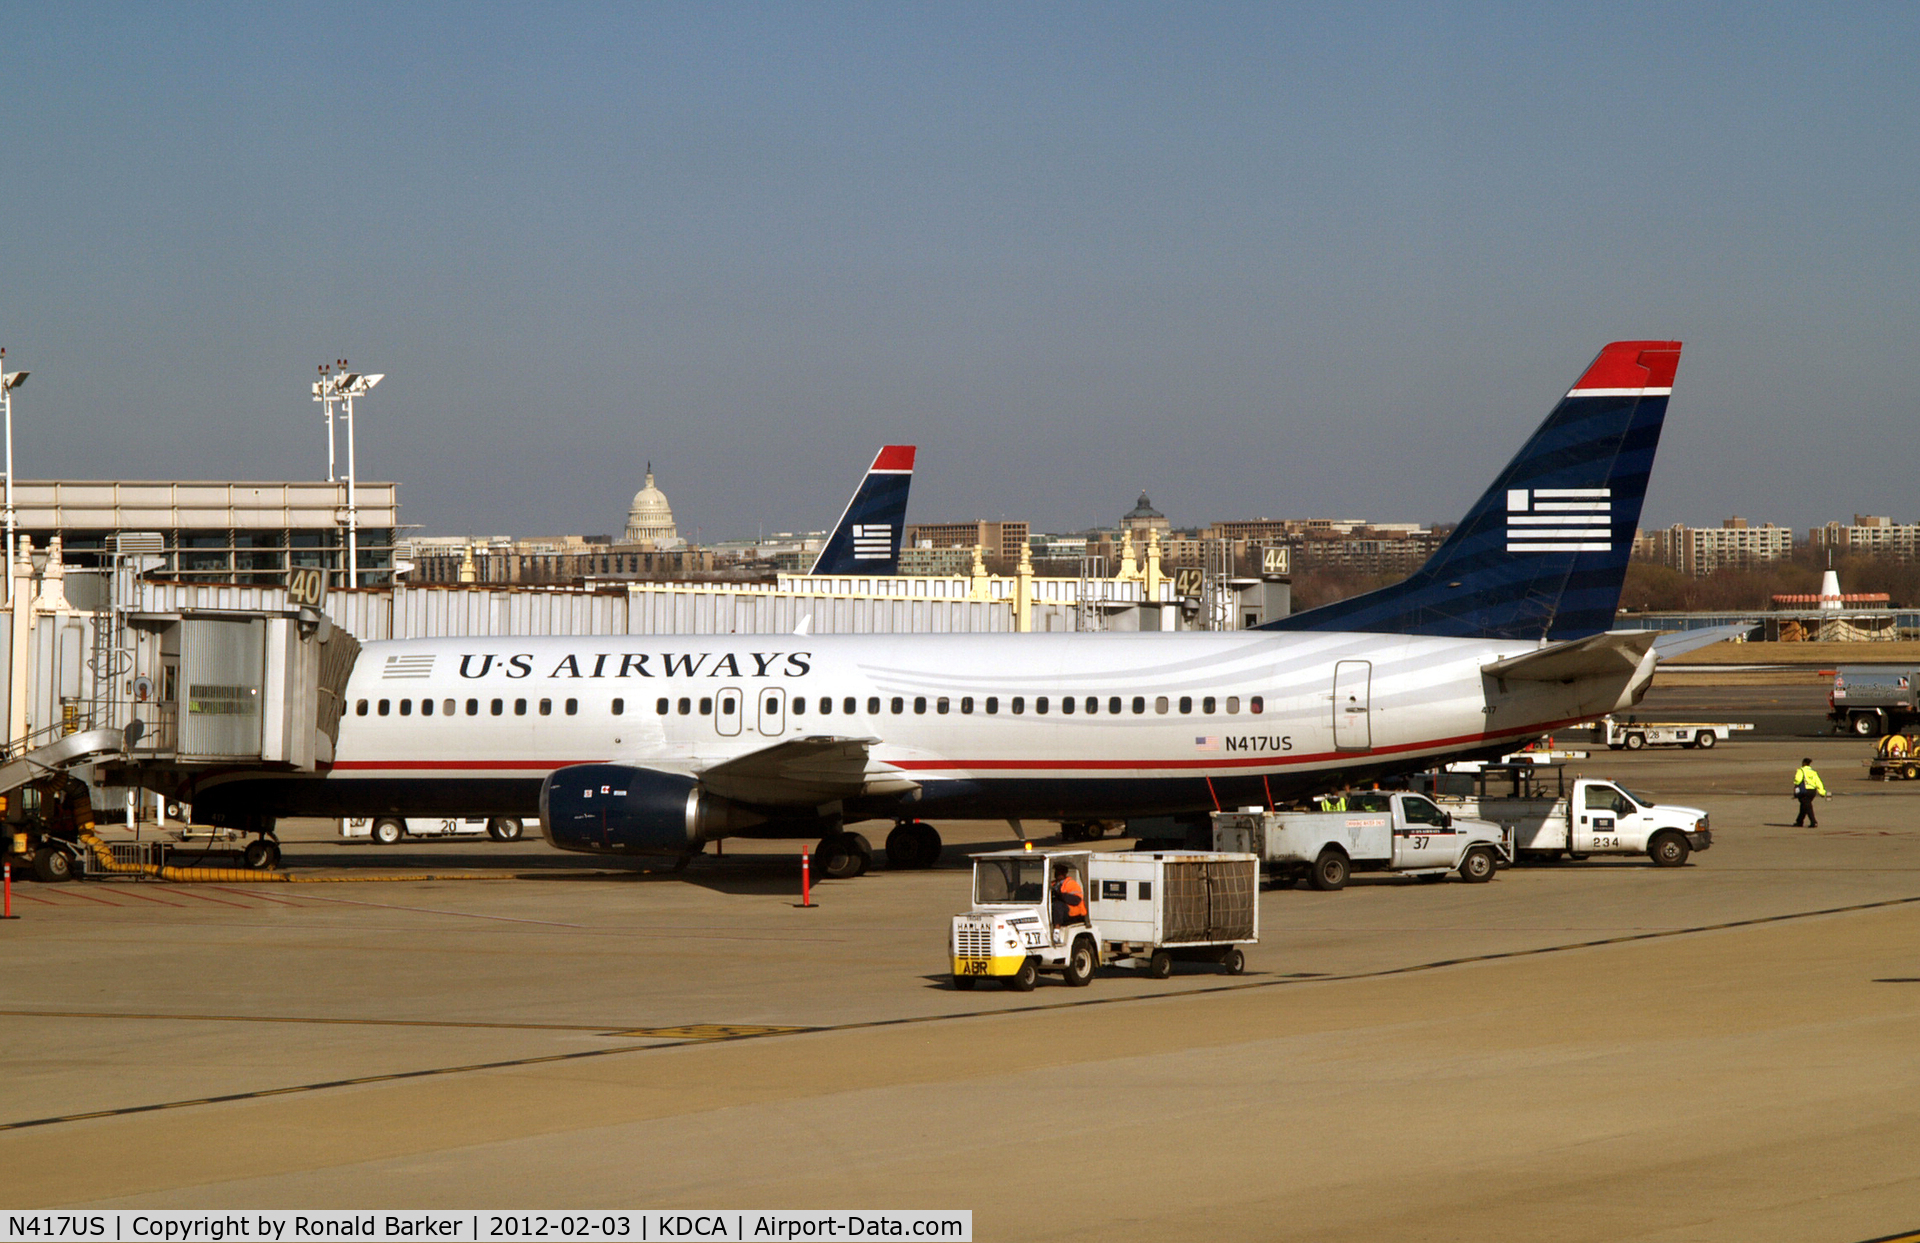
[454,652,814,680]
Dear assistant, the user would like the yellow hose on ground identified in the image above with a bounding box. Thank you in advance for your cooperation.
[76,832,509,884]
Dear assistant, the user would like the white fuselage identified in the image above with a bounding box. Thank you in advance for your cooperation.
[194,629,1634,828]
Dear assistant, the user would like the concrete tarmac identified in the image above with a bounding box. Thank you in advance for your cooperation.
[3,738,1919,1240]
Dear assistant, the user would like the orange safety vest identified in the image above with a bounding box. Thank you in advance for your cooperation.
[1056,874,1087,920]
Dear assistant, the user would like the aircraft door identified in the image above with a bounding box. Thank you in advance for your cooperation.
[716,688,743,737]
[757,686,786,735]
[1333,660,1372,750]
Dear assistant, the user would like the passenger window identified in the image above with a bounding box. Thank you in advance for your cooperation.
[985,697,999,714]
[845,697,858,714]
[1132,696,1146,714]
[1085,697,1098,714]
[891,697,904,714]
[937,697,950,714]
[421,699,433,716]
[612,698,625,715]
[1251,695,1264,714]
[1060,696,1073,715]
[677,697,691,715]
[466,699,478,716]
[867,697,881,715]
[1225,696,1240,714]
[656,698,670,715]
[538,698,552,716]
[793,697,806,714]
[1203,696,1216,713]
[443,699,455,716]
[817,697,830,716]
[378,699,390,716]
[700,697,713,715]
[1108,697,1122,715]
[721,695,736,714]
[490,699,503,716]
[1155,696,1169,714]
[565,699,578,716]
[914,696,927,714]
[356,699,368,716]
[400,699,412,716]
[515,699,528,716]
[961,696,974,714]
[1011,697,1025,715]
[1179,696,1192,714]
[1036,697,1049,715]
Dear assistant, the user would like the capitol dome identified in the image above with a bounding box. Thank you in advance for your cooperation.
[622,463,680,548]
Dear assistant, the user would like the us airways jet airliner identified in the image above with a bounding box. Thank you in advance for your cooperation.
[190,341,1690,878]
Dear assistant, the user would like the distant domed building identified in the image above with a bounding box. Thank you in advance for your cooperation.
[622,463,681,548]
[1121,491,1170,537]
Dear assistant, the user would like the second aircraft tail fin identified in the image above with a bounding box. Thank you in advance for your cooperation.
[809,445,916,575]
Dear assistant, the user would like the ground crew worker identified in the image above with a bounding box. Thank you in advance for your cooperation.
[1792,758,1829,828]
[1051,863,1088,927]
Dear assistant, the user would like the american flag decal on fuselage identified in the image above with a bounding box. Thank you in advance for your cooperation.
[1506,488,1611,553]
[852,524,894,560]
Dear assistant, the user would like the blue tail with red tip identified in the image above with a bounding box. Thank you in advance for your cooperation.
[810,445,917,575]
[1260,340,1682,641]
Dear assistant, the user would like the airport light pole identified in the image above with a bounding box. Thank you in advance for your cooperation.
[309,363,381,588]
[1,351,28,607]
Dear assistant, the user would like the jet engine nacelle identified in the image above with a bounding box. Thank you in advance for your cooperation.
[539,764,764,855]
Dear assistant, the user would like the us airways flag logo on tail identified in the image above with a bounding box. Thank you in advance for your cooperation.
[852,524,894,560]
[1506,488,1612,552]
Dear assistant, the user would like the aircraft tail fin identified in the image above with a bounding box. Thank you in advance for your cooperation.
[809,445,916,575]
[1261,340,1682,641]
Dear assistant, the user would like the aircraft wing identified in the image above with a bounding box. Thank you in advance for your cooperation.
[1481,631,1658,684]
[695,736,921,806]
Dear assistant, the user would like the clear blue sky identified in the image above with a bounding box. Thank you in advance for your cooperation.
[5,3,1916,541]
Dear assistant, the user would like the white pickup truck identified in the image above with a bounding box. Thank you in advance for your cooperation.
[1593,715,1753,750]
[1419,764,1710,867]
[1210,792,1510,890]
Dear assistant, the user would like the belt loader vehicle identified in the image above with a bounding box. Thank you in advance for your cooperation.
[1211,791,1509,890]
[950,848,1259,990]
[1419,763,1710,867]
[1593,715,1753,750]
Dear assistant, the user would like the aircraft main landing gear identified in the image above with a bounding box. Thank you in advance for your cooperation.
[885,820,943,870]
[814,831,872,879]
